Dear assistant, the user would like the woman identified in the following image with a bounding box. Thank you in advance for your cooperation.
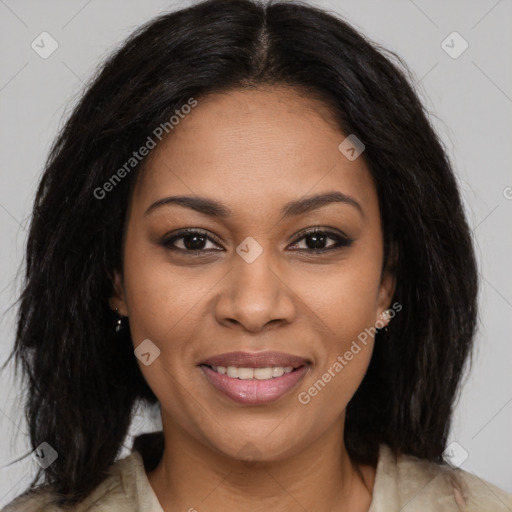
[3,0,511,510]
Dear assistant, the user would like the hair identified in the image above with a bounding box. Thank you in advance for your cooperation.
[3,0,478,507]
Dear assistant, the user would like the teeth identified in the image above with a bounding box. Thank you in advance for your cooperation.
[213,365,295,380]
[272,366,284,377]
[254,367,273,380]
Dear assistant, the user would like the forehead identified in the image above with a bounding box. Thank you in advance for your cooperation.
[133,86,378,220]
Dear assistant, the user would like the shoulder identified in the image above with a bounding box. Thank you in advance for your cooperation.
[1,452,145,512]
[371,444,512,512]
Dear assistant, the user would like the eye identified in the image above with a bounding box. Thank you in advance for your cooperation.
[288,227,354,253]
[160,227,353,255]
[160,228,222,254]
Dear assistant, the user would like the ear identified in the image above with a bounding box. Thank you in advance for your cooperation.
[108,270,129,317]
[375,252,397,327]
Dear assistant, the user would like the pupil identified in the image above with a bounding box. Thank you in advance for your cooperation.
[184,234,206,250]
[307,233,326,249]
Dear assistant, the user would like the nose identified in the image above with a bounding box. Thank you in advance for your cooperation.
[214,249,296,333]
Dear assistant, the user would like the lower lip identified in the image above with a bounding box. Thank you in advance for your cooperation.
[199,364,310,405]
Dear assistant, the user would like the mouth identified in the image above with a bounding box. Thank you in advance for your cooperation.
[198,351,311,405]
[199,350,310,370]
[200,364,303,380]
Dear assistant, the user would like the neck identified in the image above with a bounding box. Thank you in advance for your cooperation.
[146,416,375,512]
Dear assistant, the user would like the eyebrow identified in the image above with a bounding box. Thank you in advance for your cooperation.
[144,191,364,219]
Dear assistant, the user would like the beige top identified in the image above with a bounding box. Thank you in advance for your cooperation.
[3,443,511,511]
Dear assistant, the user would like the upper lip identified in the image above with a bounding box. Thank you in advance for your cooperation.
[199,351,310,369]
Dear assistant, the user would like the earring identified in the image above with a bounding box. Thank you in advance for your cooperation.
[379,309,392,332]
[114,307,124,333]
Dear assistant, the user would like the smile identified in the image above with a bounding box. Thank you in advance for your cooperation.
[199,363,310,405]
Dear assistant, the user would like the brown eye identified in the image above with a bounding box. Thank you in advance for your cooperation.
[289,228,354,252]
[161,229,223,253]
[160,227,353,256]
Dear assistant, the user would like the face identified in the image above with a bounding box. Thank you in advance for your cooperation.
[111,86,395,463]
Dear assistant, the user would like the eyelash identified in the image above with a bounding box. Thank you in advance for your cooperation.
[160,227,354,256]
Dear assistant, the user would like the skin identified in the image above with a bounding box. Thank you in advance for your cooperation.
[110,86,395,512]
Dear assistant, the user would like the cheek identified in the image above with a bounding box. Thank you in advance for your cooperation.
[121,237,207,422]
[122,232,209,344]
[291,246,382,403]
[294,252,383,344]
[295,272,378,419]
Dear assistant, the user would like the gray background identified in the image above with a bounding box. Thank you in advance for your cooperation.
[1,0,511,506]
